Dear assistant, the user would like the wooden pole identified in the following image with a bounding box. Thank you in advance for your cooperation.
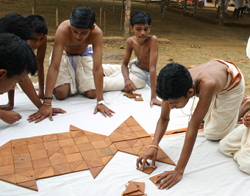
[120,8,124,30]
[56,8,59,27]
[104,11,106,35]
[100,7,102,28]
[124,0,131,38]
[219,0,225,24]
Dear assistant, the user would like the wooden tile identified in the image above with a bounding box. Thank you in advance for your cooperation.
[109,144,118,154]
[58,138,75,147]
[73,136,89,145]
[65,152,83,163]
[27,136,43,145]
[0,164,15,175]
[49,153,67,166]
[134,97,143,101]
[149,174,161,187]
[53,163,71,176]
[17,180,38,191]
[91,140,109,149]
[0,146,12,156]
[136,166,156,174]
[157,157,176,166]
[95,148,113,157]
[70,125,82,132]
[126,139,138,148]
[62,145,79,154]
[12,145,29,155]
[30,149,48,161]
[43,134,57,142]
[13,153,31,164]
[125,116,139,126]
[0,155,13,166]
[11,139,27,147]
[32,158,51,169]
[86,134,103,142]
[69,161,88,172]
[81,150,99,160]
[104,137,112,146]
[77,142,94,152]
[139,137,152,145]
[43,140,60,150]
[14,161,33,173]
[70,130,86,138]
[47,148,64,157]
[56,132,72,140]
[35,167,54,179]
[100,156,113,165]
[28,143,45,152]
[0,173,16,184]
[0,141,11,148]
[119,147,136,155]
[85,157,104,168]
[15,170,35,183]
[89,166,104,178]
[114,141,130,150]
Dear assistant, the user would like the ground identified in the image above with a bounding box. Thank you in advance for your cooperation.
[1,0,250,93]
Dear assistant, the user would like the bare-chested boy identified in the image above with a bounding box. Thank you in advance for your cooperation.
[122,11,161,107]
[137,60,245,189]
[28,7,115,123]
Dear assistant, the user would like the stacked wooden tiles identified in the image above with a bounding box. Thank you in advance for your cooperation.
[0,116,175,191]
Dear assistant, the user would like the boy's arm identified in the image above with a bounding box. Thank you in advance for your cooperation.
[19,76,42,109]
[28,30,65,123]
[148,36,161,107]
[122,39,137,92]
[92,28,115,117]
[137,100,171,168]
[36,35,47,99]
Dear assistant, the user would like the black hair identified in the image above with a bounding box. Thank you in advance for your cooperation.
[26,15,48,35]
[70,7,96,29]
[130,11,152,26]
[156,62,193,100]
[0,13,33,41]
[0,33,37,78]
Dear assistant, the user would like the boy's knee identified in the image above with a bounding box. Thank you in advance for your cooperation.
[86,90,96,99]
[53,88,68,100]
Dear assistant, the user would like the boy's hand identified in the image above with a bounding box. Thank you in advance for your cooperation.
[150,98,162,107]
[94,104,115,117]
[125,79,137,93]
[28,105,53,123]
[0,102,14,111]
[243,111,250,127]
[155,170,182,190]
[1,110,22,124]
[136,147,158,169]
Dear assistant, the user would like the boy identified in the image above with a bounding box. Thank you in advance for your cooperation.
[27,14,48,99]
[0,33,37,123]
[137,60,244,189]
[0,13,65,123]
[28,7,116,123]
[1,15,48,111]
[122,11,161,107]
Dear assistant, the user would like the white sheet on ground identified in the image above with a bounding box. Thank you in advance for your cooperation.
[0,86,249,196]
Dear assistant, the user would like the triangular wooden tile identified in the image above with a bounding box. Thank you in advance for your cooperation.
[119,147,136,155]
[27,136,43,145]
[157,157,176,166]
[53,163,71,176]
[42,134,57,142]
[70,125,83,132]
[15,170,35,183]
[0,173,16,184]
[0,141,12,148]
[89,166,104,178]
[11,139,27,147]
[17,180,38,191]
[100,155,113,165]
[35,167,54,179]
[125,116,139,126]
[85,157,104,168]
[69,161,88,172]
[149,174,160,187]
[56,132,72,140]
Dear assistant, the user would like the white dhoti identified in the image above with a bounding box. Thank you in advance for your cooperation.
[54,46,95,94]
[219,125,250,174]
[103,59,149,91]
[203,60,245,140]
